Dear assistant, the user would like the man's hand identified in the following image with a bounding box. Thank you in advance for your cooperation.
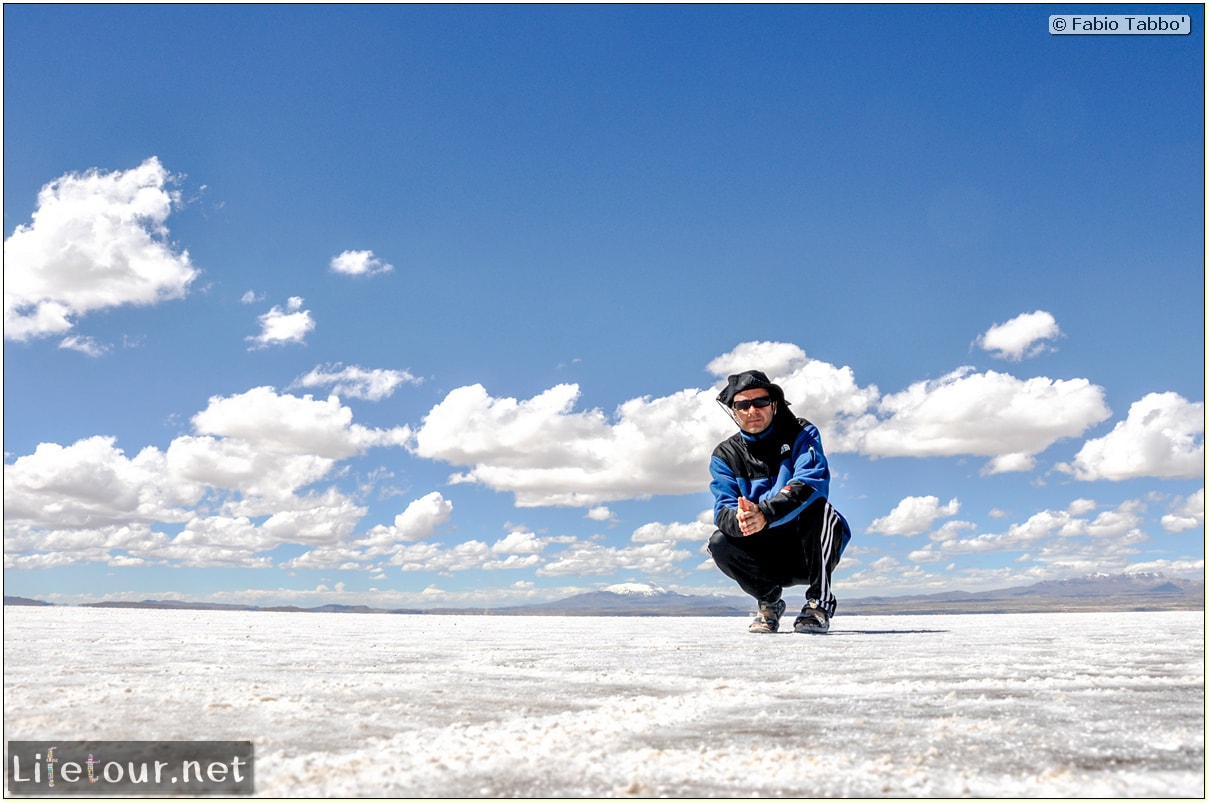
[737,497,767,536]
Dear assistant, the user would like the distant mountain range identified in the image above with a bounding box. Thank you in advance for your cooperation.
[4,573,1203,616]
[837,571,1205,615]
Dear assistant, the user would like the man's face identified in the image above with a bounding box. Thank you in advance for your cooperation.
[731,389,775,435]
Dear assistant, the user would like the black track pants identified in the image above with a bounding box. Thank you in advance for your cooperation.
[708,498,847,616]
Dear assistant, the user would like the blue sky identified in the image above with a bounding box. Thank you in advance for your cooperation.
[4,4,1204,609]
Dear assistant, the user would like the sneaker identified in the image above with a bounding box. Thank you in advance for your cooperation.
[748,599,786,633]
[793,600,830,634]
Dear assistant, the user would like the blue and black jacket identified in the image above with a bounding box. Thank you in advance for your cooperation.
[710,410,849,551]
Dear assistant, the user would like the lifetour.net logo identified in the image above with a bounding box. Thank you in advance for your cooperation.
[7,741,254,796]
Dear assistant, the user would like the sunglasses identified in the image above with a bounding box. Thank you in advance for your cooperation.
[732,397,774,411]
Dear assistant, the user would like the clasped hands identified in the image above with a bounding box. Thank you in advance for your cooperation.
[736,496,767,536]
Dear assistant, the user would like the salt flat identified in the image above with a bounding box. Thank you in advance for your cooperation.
[3,607,1203,798]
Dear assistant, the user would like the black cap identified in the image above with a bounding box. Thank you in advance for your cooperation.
[716,370,786,408]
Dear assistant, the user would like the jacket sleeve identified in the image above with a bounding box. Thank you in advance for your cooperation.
[709,453,744,538]
[756,424,831,528]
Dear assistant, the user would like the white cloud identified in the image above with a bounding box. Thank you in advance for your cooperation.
[286,529,701,580]
[869,496,961,535]
[292,363,420,401]
[850,368,1110,470]
[1067,498,1098,516]
[10,334,1193,585]
[3,157,199,341]
[629,519,715,544]
[536,541,692,577]
[412,383,730,507]
[3,436,200,531]
[165,435,340,514]
[919,500,1150,567]
[280,493,456,571]
[284,490,455,567]
[259,499,367,546]
[170,515,279,553]
[58,335,111,357]
[407,342,884,509]
[586,506,615,522]
[410,343,1124,509]
[708,343,1112,475]
[191,386,411,459]
[706,341,815,382]
[391,540,487,572]
[386,538,543,573]
[247,297,314,349]
[847,493,1201,596]
[1161,488,1205,533]
[976,310,1063,361]
[492,529,546,555]
[1057,392,1204,481]
[390,492,454,541]
[5,388,414,568]
[981,453,1036,475]
[330,250,393,277]
[1085,500,1149,539]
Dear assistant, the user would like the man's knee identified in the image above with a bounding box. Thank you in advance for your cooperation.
[707,529,730,557]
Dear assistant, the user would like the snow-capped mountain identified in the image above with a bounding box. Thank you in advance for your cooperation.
[600,582,669,597]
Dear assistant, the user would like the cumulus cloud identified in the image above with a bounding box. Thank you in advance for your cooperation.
[10,336,1190,588]
[704,343,1107,475]
[586,506,615,522]
[3,436,202,532]
[191,386,410,459]
[1067,498,1098,516]
[629,518,715,545]
[849,368,1110,471]
[247,297,314,349]
[537,541,692,577]
[293,517,703,579]
[828,492,1199,597]
[976,311,1063,361]
[918,500,1149,565]
[380,537,545,573]
[706,341,817,382]
[410,342,1123,508]
[708,343,1110,472]
[1057,392,1204,481]
[408,342,881,508]
[292,363,420,401]
[981,453,1037,475]
[391,492,454,540]
[492,529,546,555]
[296,524,700,582]
[3,157,200,341]
[5,388,414,569]
[868,496,962,536]
[330,250,393,277]
[412,383,730,507]
[1161,488,1204,533]
[357,492,454,553]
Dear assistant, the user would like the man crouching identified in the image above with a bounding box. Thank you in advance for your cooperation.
[708,370,852,633]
